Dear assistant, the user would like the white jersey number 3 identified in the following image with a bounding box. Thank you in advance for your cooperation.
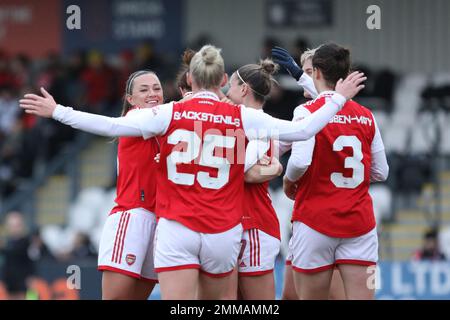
[167,129,236,189]
[330,136,364,189]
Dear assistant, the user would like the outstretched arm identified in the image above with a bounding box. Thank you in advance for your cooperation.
[242,71,366,142]
[272,46,303,81]
[298,73,319,99]
[20,88,171,138]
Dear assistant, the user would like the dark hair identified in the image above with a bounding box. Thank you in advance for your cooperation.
[176,49,196,92]
[120,70,156,116]
[312,42,351,88]
[425,228,438,240]
[235,58,279,103]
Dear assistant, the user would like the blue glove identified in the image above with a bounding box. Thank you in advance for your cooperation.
[271,46,303,81]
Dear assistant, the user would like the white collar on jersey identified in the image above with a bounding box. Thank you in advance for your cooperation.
[191,91,220,101]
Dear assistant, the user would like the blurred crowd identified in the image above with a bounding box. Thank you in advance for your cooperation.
[0,211,96,299]
[0,41,197,199]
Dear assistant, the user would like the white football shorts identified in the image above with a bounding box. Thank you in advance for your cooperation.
[238,229,280,276]
[290,222,378,273]
[154,218,243,277]
[98,208,158,281]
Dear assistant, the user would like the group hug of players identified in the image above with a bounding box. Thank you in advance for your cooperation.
[19,42,388,300]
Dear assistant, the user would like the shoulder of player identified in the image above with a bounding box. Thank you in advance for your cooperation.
[301,95,329,113]
[126,102,173,117]
[238,103,262,117]
[123,106,139,116]
[293,97,327,119]
[344,100,374,118]
[232,102,247,110]
[292,104,311,120]
[176,98,239,109]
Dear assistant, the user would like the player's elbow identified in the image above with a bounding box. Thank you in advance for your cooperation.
[370,165,389,182]
[380,165,390,181]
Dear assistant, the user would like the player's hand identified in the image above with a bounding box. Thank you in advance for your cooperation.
[221,96,234,104]
[271,156,284,176]
[283,176,298,200]
[271,46,303,81]
[257,155,271,166]
[217,88,228,100]
[154,153,160,163]
[19,87,57,118]
[260,156,283,176]
[335,71,367,100]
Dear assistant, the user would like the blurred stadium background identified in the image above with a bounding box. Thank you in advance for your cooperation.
[1,0,450,300]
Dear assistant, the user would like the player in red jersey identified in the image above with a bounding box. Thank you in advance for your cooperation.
[225,59,284,300]
[275,47,346,300]
[157,53,283,300]
[281,43,389,299]
[20,44,366,299]
[104,53,199,299]
[88,70,162,299]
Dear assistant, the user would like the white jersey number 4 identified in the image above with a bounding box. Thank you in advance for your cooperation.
[167,129,236,190]
[330,135,364,189]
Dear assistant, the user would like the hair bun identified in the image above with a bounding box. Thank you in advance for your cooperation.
[182,49,196,66]
[260,58,279,75]
[200,45,220,65]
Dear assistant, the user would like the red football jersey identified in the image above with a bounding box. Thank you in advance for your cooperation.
[156,95,246,233]
[292,94,376,238]
[243,141,280,239]
[111,107,160,214]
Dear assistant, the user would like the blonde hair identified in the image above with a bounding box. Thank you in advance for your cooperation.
[300,48,317,66]
[189,45,225,89]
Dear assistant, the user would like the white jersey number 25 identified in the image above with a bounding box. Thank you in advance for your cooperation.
[167,129,236,190]
[330,135,364,189]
